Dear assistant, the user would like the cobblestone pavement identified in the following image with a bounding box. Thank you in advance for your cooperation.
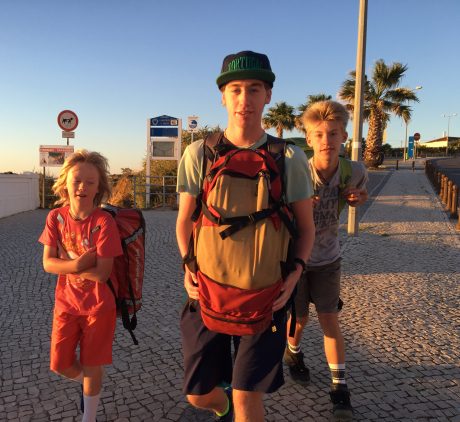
[0,168,459,421]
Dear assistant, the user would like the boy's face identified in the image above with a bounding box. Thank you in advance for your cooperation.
[66,162,100,208]
[306,120,347,164]
[221,79,271,130]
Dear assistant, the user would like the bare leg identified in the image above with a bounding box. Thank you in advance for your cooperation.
[187,387,228,415]
[233,390,264,422]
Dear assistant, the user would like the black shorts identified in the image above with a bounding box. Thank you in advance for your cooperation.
[294,258,342,318]
[180,300,287,395]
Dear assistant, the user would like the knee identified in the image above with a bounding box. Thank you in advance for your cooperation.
[318,313,341,335]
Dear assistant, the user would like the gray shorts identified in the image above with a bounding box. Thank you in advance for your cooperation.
[294,258,342,317]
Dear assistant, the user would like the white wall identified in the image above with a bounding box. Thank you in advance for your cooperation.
[0,174,40,219]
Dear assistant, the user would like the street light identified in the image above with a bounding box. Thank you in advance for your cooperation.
[403,86,422,161]
[442,113,458,156]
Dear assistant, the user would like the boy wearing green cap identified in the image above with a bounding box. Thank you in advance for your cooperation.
[176,51,315,421]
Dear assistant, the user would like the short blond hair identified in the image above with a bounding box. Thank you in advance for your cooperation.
[302,100,349,133]
[52,149,111,207]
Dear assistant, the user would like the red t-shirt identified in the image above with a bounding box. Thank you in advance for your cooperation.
[39,206,123,315]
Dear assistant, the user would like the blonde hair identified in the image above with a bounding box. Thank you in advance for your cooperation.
[302,100,349,133]
[52,149,111,207]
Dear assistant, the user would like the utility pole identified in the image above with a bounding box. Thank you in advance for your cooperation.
[348,0,367,236]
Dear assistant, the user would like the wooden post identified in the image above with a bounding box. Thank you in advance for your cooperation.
[446,180,453,210]
[450,185,458,218]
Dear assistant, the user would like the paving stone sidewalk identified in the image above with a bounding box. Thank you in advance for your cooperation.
[0,168,459,421]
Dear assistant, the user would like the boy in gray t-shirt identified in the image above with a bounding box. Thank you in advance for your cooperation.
[284,100,368,420]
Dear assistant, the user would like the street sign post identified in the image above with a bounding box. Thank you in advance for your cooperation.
[57,110,78,145]
[187,115,199,143]
[146,115,182,207]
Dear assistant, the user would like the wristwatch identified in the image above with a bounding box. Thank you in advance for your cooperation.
[294,257,307,272]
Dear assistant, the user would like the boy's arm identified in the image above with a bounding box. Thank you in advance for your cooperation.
[73,257,114,284]
[273,197,315,311]
[43,244,96,275]
[176,192,199,300]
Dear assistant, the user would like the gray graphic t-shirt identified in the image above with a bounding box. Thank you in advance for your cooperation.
[308,158,368,266]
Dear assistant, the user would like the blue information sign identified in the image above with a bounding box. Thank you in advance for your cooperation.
[150,115,178,127]
[407,136,414,159]
[151,127,179,137]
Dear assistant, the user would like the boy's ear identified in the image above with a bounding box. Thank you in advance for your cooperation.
[306,136,313,147]
[343,131,348,142]
[265,88,272,104]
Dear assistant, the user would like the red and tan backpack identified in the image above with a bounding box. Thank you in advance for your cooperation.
[183,133,297,335]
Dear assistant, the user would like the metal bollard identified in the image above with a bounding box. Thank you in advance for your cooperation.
[396,160,399,170]
[411,160,415,172]
[451,185,458,218]
[446,180,453,210]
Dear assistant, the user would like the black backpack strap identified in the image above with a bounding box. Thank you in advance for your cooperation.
[265,134,289,200]
[191,132,224,222]
[107,278,139,346]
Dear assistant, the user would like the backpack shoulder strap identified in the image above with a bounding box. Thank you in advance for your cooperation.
[265,134,288,195]
[338,157,353,214]
[339,157,352,186]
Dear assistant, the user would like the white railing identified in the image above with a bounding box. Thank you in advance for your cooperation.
[0,174,40,219]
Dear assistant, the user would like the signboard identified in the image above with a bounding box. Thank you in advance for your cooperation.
[57,110,79,131]
[62,131,75,138]
[148,115,181,161]
[39,145,74,167]
[152,141,176,158]
[407,136,414,159]
[187,116,199,133]
[150,115,178,127]
[413,132,421,141]
[150,127,179,137]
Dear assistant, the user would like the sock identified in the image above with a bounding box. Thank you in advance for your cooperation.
[82,392,101,422]
[287,341,301,354]
[215,394,230,417]
[329,363,347,387]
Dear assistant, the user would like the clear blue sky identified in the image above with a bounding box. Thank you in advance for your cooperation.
[1,0,459,174]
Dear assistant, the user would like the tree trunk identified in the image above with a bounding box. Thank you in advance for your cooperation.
[364,109,385,168]
[277,125,283,138]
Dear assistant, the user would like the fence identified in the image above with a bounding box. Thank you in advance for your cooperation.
[425,159,460,230]
[39,175,179,210]
[133,175,178,209]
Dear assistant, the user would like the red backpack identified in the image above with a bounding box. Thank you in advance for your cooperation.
[184,133,297,336]
[102,204,145,345]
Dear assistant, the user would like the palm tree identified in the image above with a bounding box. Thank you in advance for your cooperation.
[262,102,296,138]
[296,93,332,133]
[339,59,419,168]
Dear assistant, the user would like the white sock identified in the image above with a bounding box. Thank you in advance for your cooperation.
[82,392,101,422]
[329,363,347,386]
[287,341,301,354]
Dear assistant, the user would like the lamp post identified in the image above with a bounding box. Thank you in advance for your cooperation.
[403,86,422,161]
[442,113,458,156]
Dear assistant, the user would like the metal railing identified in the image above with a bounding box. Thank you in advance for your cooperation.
[133,175,178,209]
[40,175,179,210]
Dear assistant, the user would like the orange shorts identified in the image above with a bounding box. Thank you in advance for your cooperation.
[50,309,116,371]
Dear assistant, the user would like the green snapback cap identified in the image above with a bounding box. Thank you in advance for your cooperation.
[216,50,275,89]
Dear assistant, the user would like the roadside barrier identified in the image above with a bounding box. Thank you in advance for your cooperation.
[425,160,459,230]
